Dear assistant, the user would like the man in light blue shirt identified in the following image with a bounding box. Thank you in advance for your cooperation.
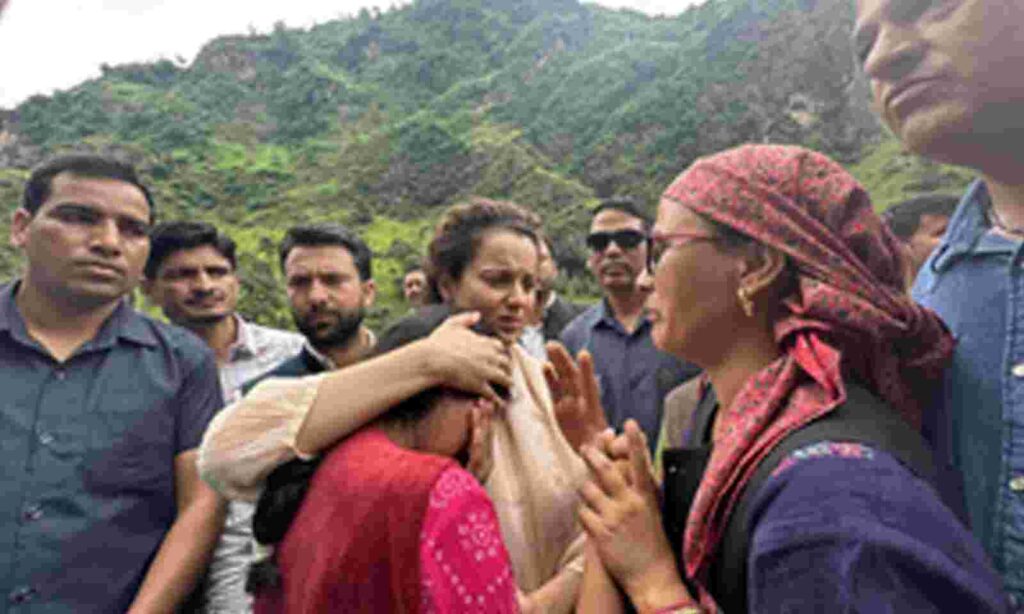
[855,0,1024,604]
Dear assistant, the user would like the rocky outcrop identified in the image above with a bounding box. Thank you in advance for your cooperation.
[0,112,42,169]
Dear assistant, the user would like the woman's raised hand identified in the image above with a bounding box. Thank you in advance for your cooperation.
[544,342,609,453]
[424,312,513,406]
[578,420,693,610]
[466,399,496,483]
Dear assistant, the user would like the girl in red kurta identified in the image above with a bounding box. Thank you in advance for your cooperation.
[251,312,518,613]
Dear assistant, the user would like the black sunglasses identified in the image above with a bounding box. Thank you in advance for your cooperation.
[585,229,646,252]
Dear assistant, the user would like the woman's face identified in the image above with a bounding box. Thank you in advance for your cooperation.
[642,199,745,366]
[418,392,487,461]
[441,228,539,343]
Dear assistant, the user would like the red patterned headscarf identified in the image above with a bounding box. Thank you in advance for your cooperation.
[661,145,954,603]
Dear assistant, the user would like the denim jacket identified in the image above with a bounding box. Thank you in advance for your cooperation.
[912,180,1024,606]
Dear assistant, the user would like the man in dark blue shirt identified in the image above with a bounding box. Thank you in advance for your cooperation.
[0,155,224,612]
[561,198,699,451]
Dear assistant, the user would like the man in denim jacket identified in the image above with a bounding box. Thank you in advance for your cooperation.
[855,0,1024,605]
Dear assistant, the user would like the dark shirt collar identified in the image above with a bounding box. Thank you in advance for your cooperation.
[299,344,330,374]
[0,282,18,334]
[592,296,650,336]
[0,281,158,351]
[302,340,336,371]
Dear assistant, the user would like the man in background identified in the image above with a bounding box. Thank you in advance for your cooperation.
[144,221,303,401]
[561,198,699,451]
[262,223,377,379]
[856,0,1024,602]
[1,154,223,612]
[143,220,301,613]
[882,194,959,276]
[401,264,428,310]
[520,235,582,359]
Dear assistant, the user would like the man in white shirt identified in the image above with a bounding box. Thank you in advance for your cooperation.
[144,220,302,613]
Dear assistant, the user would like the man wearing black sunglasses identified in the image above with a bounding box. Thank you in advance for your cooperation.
[561,198,699,453]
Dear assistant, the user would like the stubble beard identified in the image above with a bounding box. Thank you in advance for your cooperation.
[295,306,365,352]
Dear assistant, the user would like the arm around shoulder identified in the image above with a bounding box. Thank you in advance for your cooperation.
[201,314,514,501]
[199,373,325,501]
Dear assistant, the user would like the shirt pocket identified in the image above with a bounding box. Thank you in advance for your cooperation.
[83,381,176,497]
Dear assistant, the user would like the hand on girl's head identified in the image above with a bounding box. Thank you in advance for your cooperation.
[427,312,513,406]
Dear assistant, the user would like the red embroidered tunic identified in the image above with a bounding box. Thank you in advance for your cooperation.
[255,428,517,613]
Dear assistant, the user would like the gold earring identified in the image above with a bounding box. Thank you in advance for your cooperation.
[737,287,754,318]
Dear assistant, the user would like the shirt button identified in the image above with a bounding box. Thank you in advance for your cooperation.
[7,586,36,604]
[54,370,66,381]
[1010,475,1024,493]
[1012,363,1024,378]
[37,431,54,446]
[21,503,43,522]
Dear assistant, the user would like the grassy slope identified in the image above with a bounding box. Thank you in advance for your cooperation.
[849,136,975,212]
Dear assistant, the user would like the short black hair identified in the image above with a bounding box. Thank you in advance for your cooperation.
[279,223,373,280]
[23,154,156,219]
[145,221,236,279]
[592,196,651,230]
[882,194,960,240]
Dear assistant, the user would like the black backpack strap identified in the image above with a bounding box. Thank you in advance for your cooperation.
[660,385,719,600]
[708,382,940,613]
[690,384,719,445]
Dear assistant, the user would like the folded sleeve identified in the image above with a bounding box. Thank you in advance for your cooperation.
[420,467,519,613]
[198,374,324,501]
[747,443,1009,613]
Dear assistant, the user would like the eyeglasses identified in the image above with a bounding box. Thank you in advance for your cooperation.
[646,230,718,273]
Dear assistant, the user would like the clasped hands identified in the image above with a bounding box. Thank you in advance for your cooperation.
[545,342,695,612]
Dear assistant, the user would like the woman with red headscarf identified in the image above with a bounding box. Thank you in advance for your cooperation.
[549,145,1008,612]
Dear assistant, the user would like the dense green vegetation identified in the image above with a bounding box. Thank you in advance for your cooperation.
[0,0,974,329]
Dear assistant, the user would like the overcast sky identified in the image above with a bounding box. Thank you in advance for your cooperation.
[0,0,698,109]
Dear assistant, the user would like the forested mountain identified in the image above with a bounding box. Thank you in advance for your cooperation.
[0,0,974,327]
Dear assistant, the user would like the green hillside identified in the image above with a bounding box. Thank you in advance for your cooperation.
[0,0,974,329]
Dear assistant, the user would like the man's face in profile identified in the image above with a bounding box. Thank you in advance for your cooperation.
[854,0,1024,165]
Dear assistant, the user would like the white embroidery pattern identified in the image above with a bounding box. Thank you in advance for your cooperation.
[421,468,516,613]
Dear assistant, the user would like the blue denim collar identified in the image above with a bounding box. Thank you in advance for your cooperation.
[931,180,1021,273]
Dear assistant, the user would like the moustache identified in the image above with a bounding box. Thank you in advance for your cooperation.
[184,291,224,305]
[599,259,634,274]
